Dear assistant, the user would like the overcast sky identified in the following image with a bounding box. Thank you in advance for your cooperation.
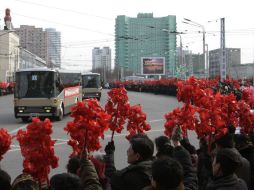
[1,0,254,71]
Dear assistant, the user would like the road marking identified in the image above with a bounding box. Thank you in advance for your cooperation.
[9,119,165,152]
[9,124,27,134]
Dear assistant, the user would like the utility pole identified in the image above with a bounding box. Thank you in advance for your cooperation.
[220,18,226,82]
[183,18,206,78]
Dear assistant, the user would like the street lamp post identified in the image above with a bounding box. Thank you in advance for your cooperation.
[162,29,185,79]
[183,18,207,78]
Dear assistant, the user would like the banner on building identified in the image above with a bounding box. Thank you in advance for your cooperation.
[141,57,165,75]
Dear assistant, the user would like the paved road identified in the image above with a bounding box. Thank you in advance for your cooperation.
[0,90,198,181]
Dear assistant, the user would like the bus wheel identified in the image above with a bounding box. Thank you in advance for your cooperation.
[21,117,29,122]
[56,106,64,121]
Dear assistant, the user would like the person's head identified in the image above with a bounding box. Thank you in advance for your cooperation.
[127,136,154,164]
[215,125,236,150]
[12,173,39,190]
[66,155,81,175]
[0,169,11,190]
[155,136,174,158]
[212,148,242,177]
[50,173,82,190]
[151,158,184,190]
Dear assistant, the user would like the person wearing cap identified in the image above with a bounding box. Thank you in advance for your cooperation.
[207,148,248,190]
[104,134,154,190]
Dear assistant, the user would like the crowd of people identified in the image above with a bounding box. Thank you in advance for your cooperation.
[1,126,254,190]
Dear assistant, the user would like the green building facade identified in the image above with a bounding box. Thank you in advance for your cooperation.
[115,13,177,77]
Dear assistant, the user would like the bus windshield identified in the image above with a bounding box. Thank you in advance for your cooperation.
[82,74,101,88]
[15,71,55,98]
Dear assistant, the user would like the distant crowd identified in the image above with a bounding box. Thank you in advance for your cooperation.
[1,124,254,190]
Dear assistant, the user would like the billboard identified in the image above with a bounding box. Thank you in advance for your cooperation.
[141,57,165,75]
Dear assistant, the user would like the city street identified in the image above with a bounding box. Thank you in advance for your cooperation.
[0,89,198,181]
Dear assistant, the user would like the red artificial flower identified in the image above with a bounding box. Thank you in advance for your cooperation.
[164,103,198,138]
[15,117,58,185]
[238,100,254,134]
[65,99,111,157]
[105,87,130,140]
[126,104,151,139]
[0,128,11,161]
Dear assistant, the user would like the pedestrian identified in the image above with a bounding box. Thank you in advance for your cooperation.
[171,126,198,190]
[206,148,248,190]
[143,157,185,190]
[197,137,213,190]
[214,125,251,188]
[234,133,254,190]
[104,134,154,190]
[180,138,198,168]
[154,135,174,159]
[50,149,102,190]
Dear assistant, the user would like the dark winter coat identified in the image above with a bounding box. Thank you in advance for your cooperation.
[197,147,213,190]
[234,149,250,189]
[110,160,152,190]
[206,174,248,190]
[173,146,198,190]
[80,155,103,190]
[238,145,254,190]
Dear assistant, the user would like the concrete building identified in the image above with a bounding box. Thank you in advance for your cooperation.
[115,13,176,77]
[45,28,61,68]
[15,25,61,68]
[92,47,111,82]
[209,48,241,78]
[230,63,254,79]
[0,30,19,82]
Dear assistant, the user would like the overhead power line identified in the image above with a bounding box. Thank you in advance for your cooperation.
[14,0,114,21]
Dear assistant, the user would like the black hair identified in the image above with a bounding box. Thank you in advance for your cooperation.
[215,148,242,176]
[0,169,11,190]
[50,173,82,190]
[155,136,170,151]
[130,136,154,161]
[152,158,183,189]
[66,155,81,174]
[155,136,174,158]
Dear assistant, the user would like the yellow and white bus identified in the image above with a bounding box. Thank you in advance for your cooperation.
[14,67,82,122]
[81,73,102,100]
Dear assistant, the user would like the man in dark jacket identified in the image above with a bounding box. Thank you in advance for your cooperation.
[206,148,248,190]
[104,135,154,190]
[234,133,254,190]
[143,158,184,190]
[172,127,198,190]
[215,128,251,188]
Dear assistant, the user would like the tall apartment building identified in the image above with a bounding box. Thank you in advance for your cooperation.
[45,28,61,68]
[115,13,176,77]
[15,25,61,68]
[0,31,19,82]
[92,47,111,82]
[209,48,241,78]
